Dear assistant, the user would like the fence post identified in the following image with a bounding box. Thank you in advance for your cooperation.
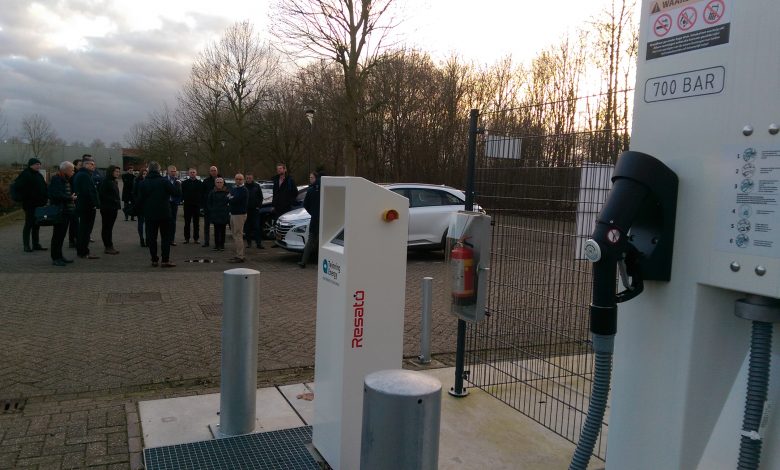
[417,277,433,364]
[218,268,260,437]
[450,108,479,398]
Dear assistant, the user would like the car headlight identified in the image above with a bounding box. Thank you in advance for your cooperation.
[292,224,308,233]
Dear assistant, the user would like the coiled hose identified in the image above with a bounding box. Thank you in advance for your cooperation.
[737,320,773,470]
[569,334,614,470]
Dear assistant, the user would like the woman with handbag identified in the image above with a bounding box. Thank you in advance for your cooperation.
[98,165,122,255]
[48,161,77,266]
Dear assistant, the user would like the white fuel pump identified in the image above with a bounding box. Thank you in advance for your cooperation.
[575,1,780,469]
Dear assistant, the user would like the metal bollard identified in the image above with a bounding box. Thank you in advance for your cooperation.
[219,268,260,437]
[361,369,442,470]
[418,277,433,364]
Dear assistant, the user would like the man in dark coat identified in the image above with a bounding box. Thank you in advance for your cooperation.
[48,161,76,266]
[200,165,219,247]
[121,166,136,221]
[136,161,180,267]
[271,163,297,216]
[298,171,322,268]
[72,157,101,259]
[243,173,264,249]
[15,157,49,252]
[181,168,203,244]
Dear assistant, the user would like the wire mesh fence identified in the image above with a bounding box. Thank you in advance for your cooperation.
[465,91,631,460]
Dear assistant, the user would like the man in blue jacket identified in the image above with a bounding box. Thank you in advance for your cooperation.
[227,173,248,263]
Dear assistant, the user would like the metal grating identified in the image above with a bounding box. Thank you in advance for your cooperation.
[199,303,223,318]
[106,292,162,304]
[144,426,318,470]
[464,91,631,461]
[1,398,26,414]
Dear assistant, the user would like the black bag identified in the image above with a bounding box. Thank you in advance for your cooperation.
[34,205,63,226]
[123,201,135,217]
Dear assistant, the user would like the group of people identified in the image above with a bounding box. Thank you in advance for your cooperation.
[13,156,320,267]
[15,155,120,266]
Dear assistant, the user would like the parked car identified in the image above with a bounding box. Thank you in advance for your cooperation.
[257,185,309,240]
[274,183,484,252]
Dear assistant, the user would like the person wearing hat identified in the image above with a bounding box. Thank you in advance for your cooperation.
[13,157,49,252]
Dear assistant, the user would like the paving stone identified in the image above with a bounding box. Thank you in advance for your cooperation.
[0,211,454,468]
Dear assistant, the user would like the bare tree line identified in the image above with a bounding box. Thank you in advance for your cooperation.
[126,0,637,186]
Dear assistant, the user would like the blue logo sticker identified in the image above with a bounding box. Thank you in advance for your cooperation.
[322,259,329,274]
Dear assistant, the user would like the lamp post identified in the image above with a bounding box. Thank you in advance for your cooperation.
[305,108,315,174]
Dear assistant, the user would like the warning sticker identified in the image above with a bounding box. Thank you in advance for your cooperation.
[646,0,731,60]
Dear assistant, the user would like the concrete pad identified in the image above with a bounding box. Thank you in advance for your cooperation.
[140,388,305,448]
[278,382,315,425]
[417,368,604,470]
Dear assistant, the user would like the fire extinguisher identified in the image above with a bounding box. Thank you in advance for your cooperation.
[451,238,476,305]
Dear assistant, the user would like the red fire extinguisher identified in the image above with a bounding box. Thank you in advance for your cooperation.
[451,238,476,305]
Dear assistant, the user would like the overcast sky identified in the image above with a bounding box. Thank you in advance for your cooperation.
[0,0,626,146]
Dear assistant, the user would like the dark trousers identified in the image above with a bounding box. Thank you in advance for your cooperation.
[203,213,212,245]
[183,204,200,241]
[76,208,96,257]
[214,223,227,249]
[50,221,68,260]
[146,218,172,262]
[301,226,319,266]
[244,209,261,245]
[100,208,118,248]
[137,216,145,241]
[68,212,79,244]
[23,206,41,249]
[169,202,178,242]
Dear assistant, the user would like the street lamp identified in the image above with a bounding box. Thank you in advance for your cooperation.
[305,108,315,174]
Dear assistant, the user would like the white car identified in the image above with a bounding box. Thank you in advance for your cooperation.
[274,183,483,252]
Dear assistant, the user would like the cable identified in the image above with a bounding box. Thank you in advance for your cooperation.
[569,334,613,470]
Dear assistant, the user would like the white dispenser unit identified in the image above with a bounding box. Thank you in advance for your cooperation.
[311,177,409,470]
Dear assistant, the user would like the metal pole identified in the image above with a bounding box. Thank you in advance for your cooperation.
[451,108,478,398]
[361,370,442,470]
[219,268,260,436]
[418,277,433,364]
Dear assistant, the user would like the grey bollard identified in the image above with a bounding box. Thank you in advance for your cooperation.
[361,369,442,470]
[219,268,260,436]
[418,277,433,364]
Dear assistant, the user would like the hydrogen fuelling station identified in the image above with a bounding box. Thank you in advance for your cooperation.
[573,1,780,469]
[311,177,409,470]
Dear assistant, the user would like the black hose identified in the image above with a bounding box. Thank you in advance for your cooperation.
[569,334,613,470]
[737,320,773,470]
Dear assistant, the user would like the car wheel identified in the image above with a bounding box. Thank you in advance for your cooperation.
[440,228,449,251]
[263,216,277,240]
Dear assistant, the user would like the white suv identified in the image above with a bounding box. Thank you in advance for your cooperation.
[274,183,483,252]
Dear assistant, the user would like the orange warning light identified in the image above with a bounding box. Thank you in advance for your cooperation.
[383,209,399,222]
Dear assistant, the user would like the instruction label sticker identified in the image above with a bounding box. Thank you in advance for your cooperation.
[644,66,725,102]
[647,0,731,60]
[716,145,780,258]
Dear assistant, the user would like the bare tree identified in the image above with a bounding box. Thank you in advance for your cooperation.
[20,114,58,157]
[190,22,279,172]
[273,0,400,175]
[90,138,106,149]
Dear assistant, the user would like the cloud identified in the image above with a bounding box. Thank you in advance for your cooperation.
[0,0,263,145]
